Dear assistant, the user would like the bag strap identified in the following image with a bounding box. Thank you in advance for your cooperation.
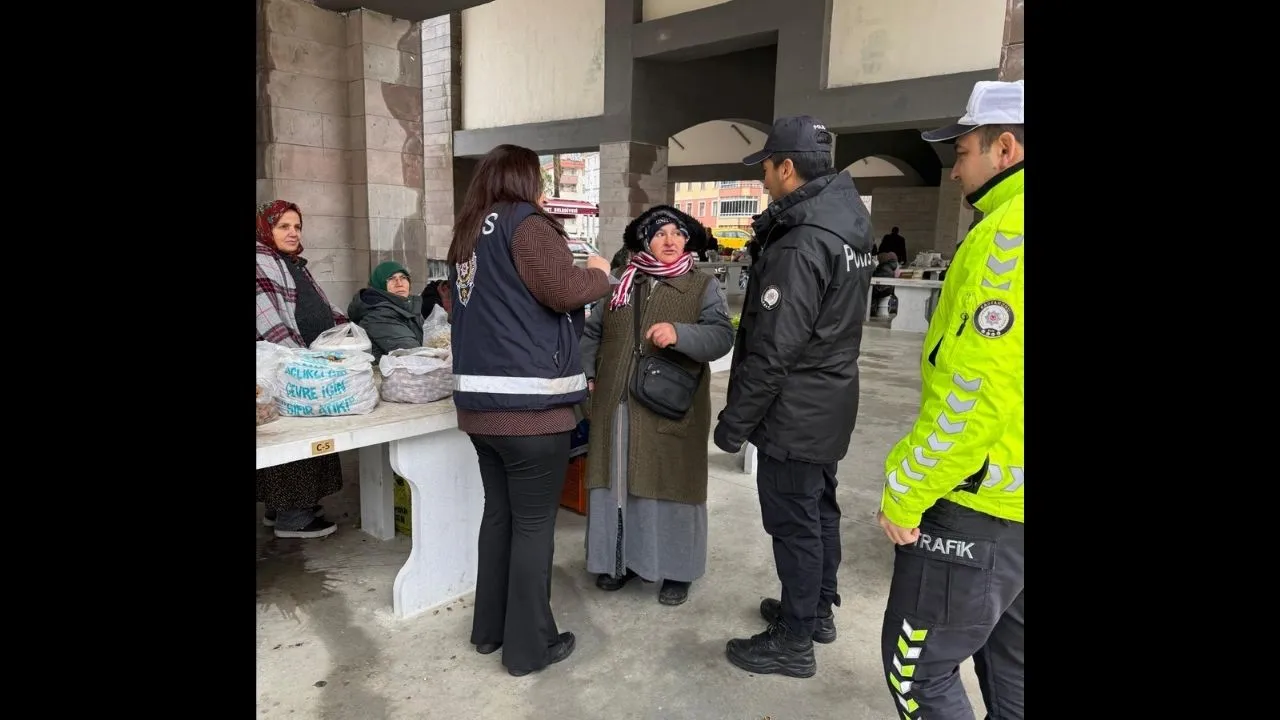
[631,280,647,360]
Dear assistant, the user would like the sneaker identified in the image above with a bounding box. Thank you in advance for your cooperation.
[273,518,337,539]
[725,621,816,678]
[263,505,324,527]
[759,598,837,643]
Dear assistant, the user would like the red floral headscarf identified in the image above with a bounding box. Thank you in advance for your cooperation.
[256,200,303,255]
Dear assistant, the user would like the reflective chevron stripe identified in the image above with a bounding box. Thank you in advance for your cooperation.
[888,619,928,717]
[981,463,1025,492]
[994,231,1024,251]
[1006,466,1024,492]
[885,370,982,498]
[937,412,965,434]
[982,232,1022,290]
[946,392,975,413]
[912,446,938,468]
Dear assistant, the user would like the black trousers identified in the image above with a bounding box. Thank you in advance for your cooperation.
[881,499,1024,720]
[468,431,571,674]
[756,454,843,637]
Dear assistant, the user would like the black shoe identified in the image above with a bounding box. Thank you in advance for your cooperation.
[475,642,502,655]
[508,632,576,677]
[263,505,325,527]
[596,569,638,592]
[659,580,690,606]
[759,598,837,644]
[273,518,337,539]
[725,622,816,678]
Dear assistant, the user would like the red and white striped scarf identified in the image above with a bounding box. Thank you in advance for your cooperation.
[609,251,696,311]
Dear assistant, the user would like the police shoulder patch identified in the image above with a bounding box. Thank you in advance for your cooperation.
[760,285,781,310]
[456,251,477,307]
[973,299,1014,338]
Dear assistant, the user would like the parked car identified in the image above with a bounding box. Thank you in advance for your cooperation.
[568,238,599,267]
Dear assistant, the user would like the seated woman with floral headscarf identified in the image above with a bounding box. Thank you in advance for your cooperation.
[255,199,349,538]
[347,261,424,361]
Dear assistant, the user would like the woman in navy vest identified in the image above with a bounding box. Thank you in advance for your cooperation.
[448,144,613,677]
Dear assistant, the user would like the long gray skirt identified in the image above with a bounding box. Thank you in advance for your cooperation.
[584,401,708,583]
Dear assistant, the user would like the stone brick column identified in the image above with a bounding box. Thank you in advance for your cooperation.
[256,0,358,304]
[347,9,427,286]
[1000,0,1024,81]
[597,141,672,261]
[933,168,974,257]
[420,13,463,279]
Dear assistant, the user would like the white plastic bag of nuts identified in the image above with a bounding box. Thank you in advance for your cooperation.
[277,348,379,417]
[256,383,280,426]
[256,341,293,426]
[421,305,451,350]
[378,347,454,404]
[310,322,373,355]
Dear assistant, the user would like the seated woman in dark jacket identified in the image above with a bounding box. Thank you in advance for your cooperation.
[347,261,424,360]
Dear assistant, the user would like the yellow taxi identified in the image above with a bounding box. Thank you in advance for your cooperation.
[711,227,752,250]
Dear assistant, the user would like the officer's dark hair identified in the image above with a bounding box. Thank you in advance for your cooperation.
[769,151,836,184]
[977,125,1024,151]
[449,144,567,265]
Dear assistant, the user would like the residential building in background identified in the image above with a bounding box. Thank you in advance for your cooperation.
[539,153,597,240]
[580,153,600,240]
[676,180,873,235]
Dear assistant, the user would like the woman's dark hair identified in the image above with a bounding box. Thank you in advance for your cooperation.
[448,144,567,264]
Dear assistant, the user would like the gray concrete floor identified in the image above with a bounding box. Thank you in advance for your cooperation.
[256,326,986,719]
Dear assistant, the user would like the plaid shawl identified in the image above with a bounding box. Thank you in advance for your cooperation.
[255,200,348,347]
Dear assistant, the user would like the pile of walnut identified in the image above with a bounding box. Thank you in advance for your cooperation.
[256,384,280,426]
[423,331,451,350]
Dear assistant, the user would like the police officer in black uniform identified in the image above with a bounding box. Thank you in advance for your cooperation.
[715,115,876,678]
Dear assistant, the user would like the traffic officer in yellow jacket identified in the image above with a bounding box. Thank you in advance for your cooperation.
[877,79,1025,720]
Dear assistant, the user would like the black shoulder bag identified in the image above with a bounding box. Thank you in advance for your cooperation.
[629,280,702,420]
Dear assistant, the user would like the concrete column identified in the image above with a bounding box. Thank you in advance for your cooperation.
[1000,0,1024,81]
[347,9,427,287]
[421,13,463,280]
[933,168,973,258]
[256,0,359,304]
[596,141,671,261]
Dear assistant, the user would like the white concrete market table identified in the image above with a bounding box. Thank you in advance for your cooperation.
[256,399,482,620]
[866,278,944,333]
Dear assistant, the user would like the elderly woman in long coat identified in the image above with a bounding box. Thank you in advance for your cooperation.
[580,205,735,606]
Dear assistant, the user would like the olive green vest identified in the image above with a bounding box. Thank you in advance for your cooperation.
[585,271,714,505]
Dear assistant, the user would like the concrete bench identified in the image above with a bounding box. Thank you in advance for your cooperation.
[866,278,944,333]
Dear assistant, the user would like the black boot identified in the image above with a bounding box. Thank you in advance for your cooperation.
[596,569,638,591]
[759,598,837,643]
[659,580,690,606]
[725,621,816,678]
[507,632,576,677]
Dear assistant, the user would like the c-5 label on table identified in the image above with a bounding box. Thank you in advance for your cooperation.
[311,439,336,456]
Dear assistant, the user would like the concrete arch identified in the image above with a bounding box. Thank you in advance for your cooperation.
[834,130,943,186]
[845,156,916,182]
[668,119,771,167]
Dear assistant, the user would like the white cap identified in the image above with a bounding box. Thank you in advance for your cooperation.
[921,79,1024,143]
